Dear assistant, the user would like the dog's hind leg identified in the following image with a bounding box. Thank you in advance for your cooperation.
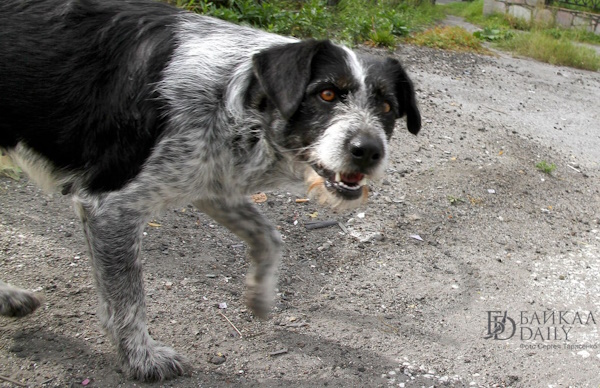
[194,198,282,319]
[0,280,42,317]
[73,195,190,381]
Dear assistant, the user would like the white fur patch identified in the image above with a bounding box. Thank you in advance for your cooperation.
[6,143,70,193]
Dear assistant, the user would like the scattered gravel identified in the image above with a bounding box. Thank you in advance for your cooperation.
[1,43,599,387]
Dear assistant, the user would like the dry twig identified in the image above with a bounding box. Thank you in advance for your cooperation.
[0,374,27,387]
[218,311,243,338]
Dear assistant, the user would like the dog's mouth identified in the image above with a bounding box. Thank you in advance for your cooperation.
[311,164,368,200]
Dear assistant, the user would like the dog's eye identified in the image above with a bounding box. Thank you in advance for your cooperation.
[382,101,392,114]
[319,89,336,102]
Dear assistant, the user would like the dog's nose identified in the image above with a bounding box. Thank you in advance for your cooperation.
[348,134,384,171]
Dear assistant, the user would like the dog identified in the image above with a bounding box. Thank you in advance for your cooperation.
[0,0,420,381]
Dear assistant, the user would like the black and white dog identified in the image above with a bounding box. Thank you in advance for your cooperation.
[0,0,420,381]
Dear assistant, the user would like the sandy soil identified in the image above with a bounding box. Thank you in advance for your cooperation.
[1,43,600,388]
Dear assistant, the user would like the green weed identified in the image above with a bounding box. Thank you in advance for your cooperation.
[448,195,466,205]
[535,160,557,175]
[177,0,443,46]
[474,26,514,41]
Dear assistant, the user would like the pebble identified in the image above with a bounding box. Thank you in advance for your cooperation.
[578,350,590,358]
[372,232,385,242]
[209,355,226,365]
[318,241,332,251]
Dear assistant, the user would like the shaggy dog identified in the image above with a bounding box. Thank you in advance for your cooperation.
[0,0,420,380]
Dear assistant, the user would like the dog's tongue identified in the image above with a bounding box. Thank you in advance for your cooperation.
[340,172,364,184]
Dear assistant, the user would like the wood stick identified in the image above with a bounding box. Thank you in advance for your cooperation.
[218,311,243,338]
[0,375,28,387]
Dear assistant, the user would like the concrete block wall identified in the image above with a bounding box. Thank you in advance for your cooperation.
[483,0,600,34]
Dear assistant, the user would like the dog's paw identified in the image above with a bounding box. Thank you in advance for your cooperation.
[245,282,273,320]
[0,285,42,317]
[125,341,191,382]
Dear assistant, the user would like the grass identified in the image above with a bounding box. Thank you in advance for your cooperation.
[174,0,444,47]
[441,0,600,71]
[410,26,489,53]
[497,31,600,70]
[535,160,557,175]
[545,0,600,15]
[443,0,487,23]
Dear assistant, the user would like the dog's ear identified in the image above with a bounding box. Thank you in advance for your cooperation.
[388,58,421,135]
[253,40,329,120]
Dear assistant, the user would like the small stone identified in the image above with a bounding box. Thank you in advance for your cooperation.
[578,350,590,358]
[372,233,385,242]
[407,214,421,222]
[209,355,226,365]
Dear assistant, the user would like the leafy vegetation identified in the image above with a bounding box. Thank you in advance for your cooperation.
[172,0,443,47]
[473,27,514,41]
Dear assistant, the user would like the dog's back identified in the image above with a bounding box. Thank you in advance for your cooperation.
[0,0,181,193]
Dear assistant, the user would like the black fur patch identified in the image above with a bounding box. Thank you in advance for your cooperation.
[0,0,181,192]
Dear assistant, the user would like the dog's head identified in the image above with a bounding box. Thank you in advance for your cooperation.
[252,40,420,209]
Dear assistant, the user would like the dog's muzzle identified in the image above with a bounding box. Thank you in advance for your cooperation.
[310,164,367,200]
[306,133,384,205]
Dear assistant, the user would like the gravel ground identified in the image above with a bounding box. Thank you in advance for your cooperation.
[1,42,600,388]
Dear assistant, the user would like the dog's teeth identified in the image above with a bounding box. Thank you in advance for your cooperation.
[337,181,361,191]
[359,177,368,186]
[335,172,341,182]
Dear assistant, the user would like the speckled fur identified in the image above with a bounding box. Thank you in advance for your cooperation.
[0,0,420,382]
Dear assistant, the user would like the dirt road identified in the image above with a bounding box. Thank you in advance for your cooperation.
[1,44,600,387]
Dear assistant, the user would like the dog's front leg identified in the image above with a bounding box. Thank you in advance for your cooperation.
[73,196,190,381]
[194,198,282,319]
